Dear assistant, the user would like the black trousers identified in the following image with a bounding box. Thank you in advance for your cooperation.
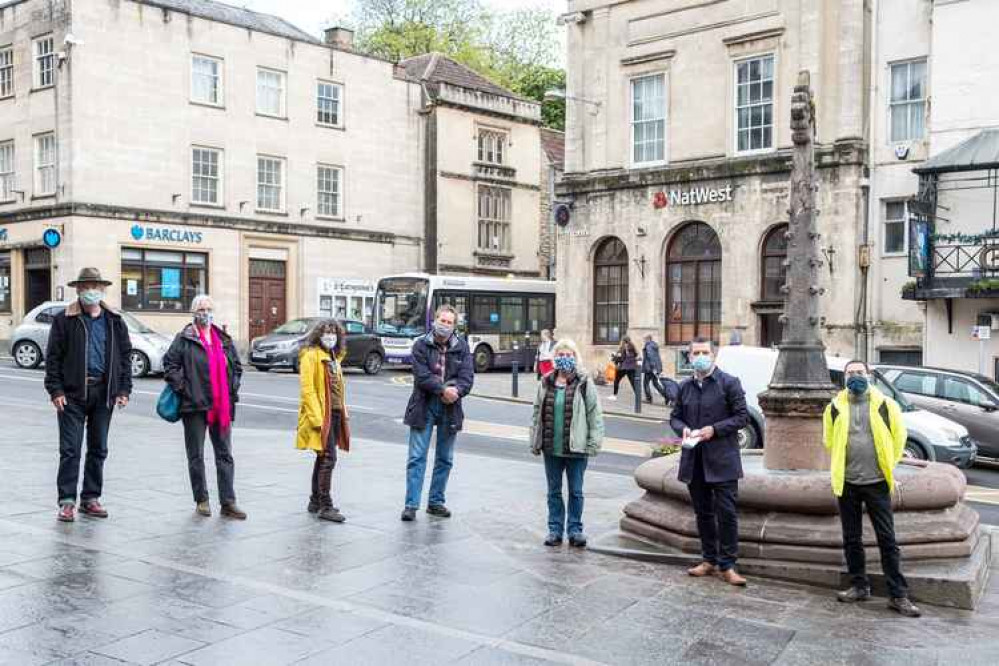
[613,369,636,396]
[310,412,341,509]
[688,458,740,571]
[838,480,908,598]
[182,412,236,504]
[57,383,113,504]
[643,372,669,403]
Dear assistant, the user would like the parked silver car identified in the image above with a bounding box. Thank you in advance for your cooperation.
[10,301,172,377]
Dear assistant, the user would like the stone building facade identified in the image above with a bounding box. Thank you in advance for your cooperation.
[556,0,869,373]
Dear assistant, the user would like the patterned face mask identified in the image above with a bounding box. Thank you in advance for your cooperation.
[554,356,576,374]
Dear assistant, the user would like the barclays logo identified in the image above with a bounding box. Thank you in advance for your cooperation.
[130,225,144,240]
[128,223,203,244]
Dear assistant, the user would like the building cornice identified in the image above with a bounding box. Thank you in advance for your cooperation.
[439,171,541,192]
[557,140,866,196]
[0,202,423,245]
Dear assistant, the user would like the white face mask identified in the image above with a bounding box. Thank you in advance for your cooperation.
[321,334,337,350]
[79,289,104,306]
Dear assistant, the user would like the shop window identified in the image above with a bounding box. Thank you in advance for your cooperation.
[0,252,10,313]
[666,222,721,345]
[631,73,666,165]
[121,248,208,312]
[256,67,286,117]
[890,59,927,143]
[33,35,54,89]
[191,54,223,106]
[884,200,908,255]
[735,54,774,153]
[317,80,343,127]
[760,224,788,301]
[593,237,629,344]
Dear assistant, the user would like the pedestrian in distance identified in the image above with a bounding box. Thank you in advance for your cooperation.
[530,339,604,547]
[641,334,670,405]
[163,295,246,520]
[401,304,474,521]
[670,337,749,586]
[296,319,350,523]
[823,360,921,617]
[535,328,556,379]
[608,336,638,401]
[45,268,133,523]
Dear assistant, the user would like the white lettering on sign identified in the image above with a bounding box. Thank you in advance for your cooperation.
[317,277,376,297]
[653,185,734,209]
[558,228,590,238]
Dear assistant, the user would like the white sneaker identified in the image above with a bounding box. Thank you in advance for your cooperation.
[608,395,618,401]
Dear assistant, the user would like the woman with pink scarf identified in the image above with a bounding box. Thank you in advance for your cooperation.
[164,295,246,519]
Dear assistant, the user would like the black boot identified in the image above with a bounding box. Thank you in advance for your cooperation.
[308,455,321,513]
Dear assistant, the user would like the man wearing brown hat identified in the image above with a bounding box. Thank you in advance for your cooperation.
[44,268,133,522]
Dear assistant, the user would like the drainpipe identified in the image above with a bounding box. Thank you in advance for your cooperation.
[858,0,879,362]
[418,80,438,274]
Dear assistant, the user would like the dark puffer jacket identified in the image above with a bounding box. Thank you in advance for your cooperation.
[539,373,586,456]
[403,331,474,433]
[163,324,242,418]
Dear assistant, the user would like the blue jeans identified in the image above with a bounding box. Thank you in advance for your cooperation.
[543,453,588,537]
[405,398,456,509]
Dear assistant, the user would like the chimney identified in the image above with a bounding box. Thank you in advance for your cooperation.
[324,27,354,51]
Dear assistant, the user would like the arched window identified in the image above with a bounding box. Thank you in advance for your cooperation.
[593,237,629,344]
[761,225,788,301]
[665,223,721,344]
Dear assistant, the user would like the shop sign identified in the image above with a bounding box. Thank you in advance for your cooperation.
[652,185,734,209]
[317,277,376,296]
[130,224,204,244]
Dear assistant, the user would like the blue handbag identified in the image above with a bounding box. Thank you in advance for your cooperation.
[156,385,181,423]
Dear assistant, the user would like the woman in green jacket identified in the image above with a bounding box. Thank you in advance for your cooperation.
[530,339,604,548]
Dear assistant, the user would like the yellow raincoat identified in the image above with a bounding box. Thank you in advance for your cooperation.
[295,346,350,452]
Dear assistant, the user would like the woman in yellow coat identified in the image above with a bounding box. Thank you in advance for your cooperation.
[296,319,350,522]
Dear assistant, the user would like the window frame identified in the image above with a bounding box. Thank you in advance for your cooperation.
[593,237,630,345]
[33,132,56,196]
[665,222,723,345]
[888,58,928,144]
[477,128,507,165]
[120,248,209,312]
[33,35,54,90]
[190,53,224,107]
[760,223,788,301]
[476,184,512,253]
[883,199,909,256]
[191,145,223,207]
[256,154,286,213]
[256,67,287,119]
[0,45,14,99]
[0,251,11,314]
[733,53,776,155]
[0,140,14,203]
[894,370,937,397]
[629,71,668,168]
[316,163,344,219]
[316,79,343,128]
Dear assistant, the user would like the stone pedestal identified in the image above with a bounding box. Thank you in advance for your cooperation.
[759,389,833,470]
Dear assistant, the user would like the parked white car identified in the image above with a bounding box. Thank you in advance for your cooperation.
[715,345,977,468]
[10,301,172,378]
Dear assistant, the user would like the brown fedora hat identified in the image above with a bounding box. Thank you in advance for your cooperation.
[67,267,113,287]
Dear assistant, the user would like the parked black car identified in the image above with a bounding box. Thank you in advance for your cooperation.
[249,318,384,375]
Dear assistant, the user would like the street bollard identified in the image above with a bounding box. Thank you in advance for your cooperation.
[512,343,519,398]
[634,376,642,414]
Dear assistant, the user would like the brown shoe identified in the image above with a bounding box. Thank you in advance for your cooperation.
[196,501,212,517]
[220,503,247,520]
[687,562,717,577]
[718,569,747,586]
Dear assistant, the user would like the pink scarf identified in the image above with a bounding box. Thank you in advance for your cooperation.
[198,326,231,434]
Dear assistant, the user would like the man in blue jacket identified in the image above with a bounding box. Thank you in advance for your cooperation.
[641,334,669,404]
[401,304,474,521]
[670,337,749,585]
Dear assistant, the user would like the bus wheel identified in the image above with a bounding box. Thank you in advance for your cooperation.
[474,346,493,373]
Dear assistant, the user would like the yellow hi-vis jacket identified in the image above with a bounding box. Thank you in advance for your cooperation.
[822,387,907,497]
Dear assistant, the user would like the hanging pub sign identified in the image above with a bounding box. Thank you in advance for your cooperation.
[908,214,930,278]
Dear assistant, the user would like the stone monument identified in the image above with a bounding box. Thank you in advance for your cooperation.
[594,71,993,610]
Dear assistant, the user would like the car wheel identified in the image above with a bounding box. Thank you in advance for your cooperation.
[292,357,300,374]
[13,341,42,369]
[254,366,270,373]
[737,424,760,450]
[363,351,383,375]
[903,440,928,460]
[129,350,150,378]
[474,346,493,373]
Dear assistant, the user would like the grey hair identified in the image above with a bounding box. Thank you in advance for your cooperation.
[552,338,580,358]
[435,303,457,319]
[190,294,214,312]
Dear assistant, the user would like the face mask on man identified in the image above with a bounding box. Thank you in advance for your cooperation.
[79,289,104,306]
[321,334,338,350]
[553,356,576,374]
[847,375,869,395]
[193,312,213,327]
[433,322,454,339]
[691,355,713,374]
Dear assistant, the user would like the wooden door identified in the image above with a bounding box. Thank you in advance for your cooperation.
[248,260,286,340]
[24,247,51,312]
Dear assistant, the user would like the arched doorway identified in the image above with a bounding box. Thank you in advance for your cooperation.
[593,237,628,344]
[757,224,788,347]
[665,223,721,344]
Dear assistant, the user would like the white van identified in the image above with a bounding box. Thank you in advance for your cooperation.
[714,346,977,468]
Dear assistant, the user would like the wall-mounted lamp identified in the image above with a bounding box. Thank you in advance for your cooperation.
[239,201,250,212]
[633,255,647,279]
[821,245,836,274]
[171,193,182,204]
[635,225,647,237]
[300,206,310,218]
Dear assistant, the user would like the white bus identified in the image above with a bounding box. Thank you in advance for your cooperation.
[373,273,556,372]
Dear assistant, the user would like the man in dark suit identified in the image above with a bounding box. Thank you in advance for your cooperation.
[669,337,749,585]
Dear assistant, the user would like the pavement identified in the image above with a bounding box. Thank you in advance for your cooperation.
[2,368,999,664]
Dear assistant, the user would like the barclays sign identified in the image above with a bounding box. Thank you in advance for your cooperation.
[130,224,203,244]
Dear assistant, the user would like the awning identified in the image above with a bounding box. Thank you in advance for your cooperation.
[914,129,999,174]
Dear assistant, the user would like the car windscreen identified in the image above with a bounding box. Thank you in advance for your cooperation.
[120,311,155,334]
[273,319,313,335]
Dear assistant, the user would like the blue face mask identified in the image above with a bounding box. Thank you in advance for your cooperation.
[847,375,869,395]
[553,356,576,374]
[79,289,104,306]
[691,355,713,374]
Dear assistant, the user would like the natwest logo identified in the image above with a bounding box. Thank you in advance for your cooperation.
[652,185,734,209]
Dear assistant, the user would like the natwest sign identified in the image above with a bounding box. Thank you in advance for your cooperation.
[652,184,733,209]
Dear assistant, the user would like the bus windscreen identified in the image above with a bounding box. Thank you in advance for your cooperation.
[374,278,429,337]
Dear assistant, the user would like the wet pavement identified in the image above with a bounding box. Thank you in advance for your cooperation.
[2,395,999,665]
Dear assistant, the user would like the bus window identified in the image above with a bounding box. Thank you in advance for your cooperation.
[471,295,501,333]
[528,296,554,332]
[500,296,525,334]
[434,291,469,335]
